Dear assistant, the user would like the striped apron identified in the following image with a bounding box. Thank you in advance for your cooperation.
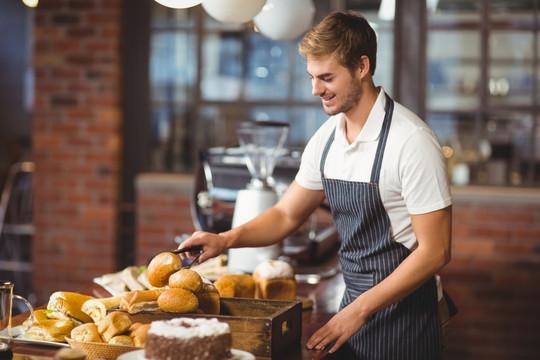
[320,94,441,359]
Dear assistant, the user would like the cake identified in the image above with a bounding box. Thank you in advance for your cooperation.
[145,318,231,360]
[252,260,297,301]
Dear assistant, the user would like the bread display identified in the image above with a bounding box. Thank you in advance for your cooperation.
[70,323,103,343]
[97,311,132,342]
[213,274,255,298]
[252,260,297,301]
[157,288,199,313]
[146,252,183,287]
[169,268,204,294]
[81,295,123,322]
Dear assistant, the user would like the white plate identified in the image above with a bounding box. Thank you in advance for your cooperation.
[118,348,255,360]
[0,326,69,348]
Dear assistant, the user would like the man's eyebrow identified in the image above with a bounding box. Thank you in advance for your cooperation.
[307,71,333,79]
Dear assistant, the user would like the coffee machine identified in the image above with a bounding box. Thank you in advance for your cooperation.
[227,121,289,273]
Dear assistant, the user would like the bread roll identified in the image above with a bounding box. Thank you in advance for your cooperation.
[196,279,221,315]
[129,323,150,347]
[108,335,134,346]
[47,292,96,324]
[168,268,204,294]
[97,311,132,342]
[252,260,297,301]
[81,295,123,322]
[24,309,76,342]
[157,288,198,313]
[119,289,164,314]
[70,323,103,343]
[214,274,255,298]
[146,252,183,287]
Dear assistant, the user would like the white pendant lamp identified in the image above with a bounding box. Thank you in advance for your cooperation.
[253,0,315,41]
[202,0,265,24]
[154,0,203,9]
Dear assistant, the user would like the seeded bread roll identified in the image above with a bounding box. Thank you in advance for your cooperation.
[97,311,132,343]
[146,252,183,287]
[70,323,103,343]
[214,274,255,298]
[157,288,199,313]
[168,268,204,294]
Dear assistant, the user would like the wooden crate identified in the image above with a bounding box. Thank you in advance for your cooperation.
[123,297,302,359]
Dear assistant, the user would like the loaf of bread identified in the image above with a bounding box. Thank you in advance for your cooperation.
[97,311,132,342]
[70,323,103,343]
[168,268,204,294]
[157,288,199,313]
[129,323,150,347]
[109,335,134,346]
[81,295,123,322]
[196,278,221,315]
[252,260,297,301]
[119,289,164,314]
[213,274,255,298]
[146,252,183,287]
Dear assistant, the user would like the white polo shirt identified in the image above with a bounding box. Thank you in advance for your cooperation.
[295,89,452,250]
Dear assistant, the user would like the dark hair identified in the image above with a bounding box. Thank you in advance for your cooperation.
[299,11,377,75]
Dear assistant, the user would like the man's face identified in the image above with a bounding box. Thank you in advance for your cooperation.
[306,55,362,116]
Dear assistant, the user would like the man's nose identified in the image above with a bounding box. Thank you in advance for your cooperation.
[311,79,324,97]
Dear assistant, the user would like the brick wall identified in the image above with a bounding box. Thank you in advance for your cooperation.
[32,0,123,303]
[135,181,540,360]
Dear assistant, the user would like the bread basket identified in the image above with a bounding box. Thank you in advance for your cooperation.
[66,337,141,359]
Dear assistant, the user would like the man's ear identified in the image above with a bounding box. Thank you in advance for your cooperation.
[355,55,371,79]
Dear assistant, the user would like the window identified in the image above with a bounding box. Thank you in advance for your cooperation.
[148,1,394,174]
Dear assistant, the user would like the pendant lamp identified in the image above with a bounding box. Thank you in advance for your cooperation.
[202,0,265,24]
[154,0,203,9]
[253,0,315,41]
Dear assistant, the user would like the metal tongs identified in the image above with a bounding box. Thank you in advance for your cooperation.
[171,245,203,269]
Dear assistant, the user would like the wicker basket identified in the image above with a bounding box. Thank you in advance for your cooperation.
[66,337,141,359]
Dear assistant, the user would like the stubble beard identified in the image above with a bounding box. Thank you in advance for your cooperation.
[322,77,363,116]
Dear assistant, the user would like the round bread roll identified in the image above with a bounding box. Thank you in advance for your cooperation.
[146,252,183,287]
[129,323,150,347]
[214,274,255,298]
[168,268,204,294]
[196,278,221,315]
[70,323,103,343]
[157,288,199,313]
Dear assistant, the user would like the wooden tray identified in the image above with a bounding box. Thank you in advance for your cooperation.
[117,297,302,359]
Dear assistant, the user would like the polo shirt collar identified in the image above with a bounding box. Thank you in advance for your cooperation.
[334,88,388,147]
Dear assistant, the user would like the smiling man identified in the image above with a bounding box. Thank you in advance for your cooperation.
[178,11,453,360]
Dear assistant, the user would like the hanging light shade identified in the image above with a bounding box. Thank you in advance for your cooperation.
[22,0,39,7]
[154,0,203,9]
[253,0,315,41]
[202,0,265,24]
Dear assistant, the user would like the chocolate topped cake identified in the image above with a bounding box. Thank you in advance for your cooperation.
[145,318,231,360]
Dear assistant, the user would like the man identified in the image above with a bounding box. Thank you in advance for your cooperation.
[180,11,452,359]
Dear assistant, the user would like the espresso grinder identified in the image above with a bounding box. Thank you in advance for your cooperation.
[228,121,289,273]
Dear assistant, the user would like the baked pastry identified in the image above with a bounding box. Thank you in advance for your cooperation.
[97,311,132,342]
[146,252,183,287]
[144,318,231,360]
[252,260,297,301]
[196,278,221,315]
[120,289,164,314]
[168,268,204,294]
[157,288,199,313]
[47,291,96,324]
[81,295,123,322]
[24,309,76,342]
[130,323,151,347]
[70,323,103,343]
[213,274,255,298]
[109,335,135,346]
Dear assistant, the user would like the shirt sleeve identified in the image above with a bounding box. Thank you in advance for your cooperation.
[399,127,453,214]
